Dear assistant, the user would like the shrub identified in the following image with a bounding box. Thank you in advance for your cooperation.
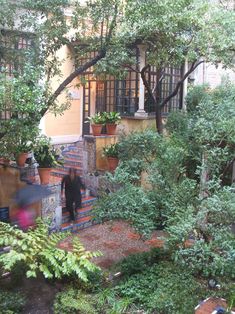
[54,287,132,314]
[54,288,98,314]
[94,184,158,237]
[118,129,161,164]
[0,219,101,281]
[117,248,170,277]
[115,262,204,314]
[0,290,26,314]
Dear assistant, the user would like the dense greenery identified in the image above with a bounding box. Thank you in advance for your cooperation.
[94,82,235,284]
[0,290,26,314]
[0,219,101,281]
[0,0,235,142]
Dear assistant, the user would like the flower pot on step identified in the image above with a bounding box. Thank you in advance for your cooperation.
[16,152,28,167]
[107,157,119,172]
[91,124,103,136]
[38,168,52,185]
[106,123,117,135]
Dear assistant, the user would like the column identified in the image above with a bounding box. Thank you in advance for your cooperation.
[135,45,148,117]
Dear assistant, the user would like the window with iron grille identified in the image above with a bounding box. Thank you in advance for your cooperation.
[0,29,34,76]
[0,30,35,121]
[145,65,183,114]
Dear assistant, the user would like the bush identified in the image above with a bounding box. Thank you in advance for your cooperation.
[117,248,170,277]
[94,184,158,237]
[54,286,132,314]
[54,287,98,314]
[0,219,101,281]
[118,129,161,164]
[0,290,26,314]
[115,262,204,314]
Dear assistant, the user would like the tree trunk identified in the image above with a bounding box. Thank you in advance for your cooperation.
[155,102,163,134]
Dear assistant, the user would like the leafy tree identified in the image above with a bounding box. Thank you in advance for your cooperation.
[0,0,235,141]
[95,82,235,282]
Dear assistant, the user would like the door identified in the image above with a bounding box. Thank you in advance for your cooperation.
[82,82,91,135]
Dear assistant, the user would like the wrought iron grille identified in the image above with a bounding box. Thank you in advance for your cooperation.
[0,30,34,76]
[145,65,183,114]
[0,30,34,121]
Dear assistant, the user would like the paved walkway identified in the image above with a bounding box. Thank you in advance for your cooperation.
[58,220,168,269]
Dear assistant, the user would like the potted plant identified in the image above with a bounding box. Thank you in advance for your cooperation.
[87,112,105,136]
[15,142,33,167]
[10,126,39,167]
[33,135,63,184]
[103,143,120,171]
[103,112,121,135]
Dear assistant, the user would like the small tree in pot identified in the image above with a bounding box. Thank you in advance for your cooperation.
[33,135,63,184]
[103,143,120,172]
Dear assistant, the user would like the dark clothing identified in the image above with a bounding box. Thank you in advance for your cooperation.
[61,175,85,221]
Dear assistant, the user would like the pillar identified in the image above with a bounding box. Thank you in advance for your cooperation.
[135,45,148,117]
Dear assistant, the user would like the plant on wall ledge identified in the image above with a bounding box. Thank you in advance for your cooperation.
[103,143,119,158]
[103,112,121,135]
[87,112,106,136]
[87,112,106,125]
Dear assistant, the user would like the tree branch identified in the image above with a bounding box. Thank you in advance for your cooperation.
[41,49,106,116]
[160,60,204,109]
[140,64,156,103]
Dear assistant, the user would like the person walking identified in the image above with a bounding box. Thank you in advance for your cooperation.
[61,168,85,222]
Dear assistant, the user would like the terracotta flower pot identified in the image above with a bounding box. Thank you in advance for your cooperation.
[107,157,119,172]
[16,152,28,167]
[38,168,51,185]
[0,158,10,166]
[91,124,103,136]
[106,123,117,135]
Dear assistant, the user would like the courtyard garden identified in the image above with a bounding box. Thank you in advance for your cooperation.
[0,82,235,313]
[0,0,235,313]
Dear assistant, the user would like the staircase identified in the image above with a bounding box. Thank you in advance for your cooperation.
[50,141,97,233]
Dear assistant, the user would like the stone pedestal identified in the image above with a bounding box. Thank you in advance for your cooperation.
[83,135,118,196]
[83,135,118,173]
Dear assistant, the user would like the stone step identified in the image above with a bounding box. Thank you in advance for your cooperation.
[51,169,83,178]
[56,164,82,172]
[61,195,97,207]
[63,152,83,159]
[62,157,83,167]
[62,205,93,223]
[60,215,95,232]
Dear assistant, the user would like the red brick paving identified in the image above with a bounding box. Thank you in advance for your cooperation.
[195,297,235,314]
[127,232,141,240]
[123,247,146,256]
[58,220,160,268]
[84,234,100,241]
[145,238,165,248]
[110,225,123,233]
[102,241,120,249]
[96,258,114,269]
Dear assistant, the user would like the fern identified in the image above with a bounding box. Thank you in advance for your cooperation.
[0,219,101,282]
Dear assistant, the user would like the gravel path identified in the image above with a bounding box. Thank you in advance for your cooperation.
[59,220,167,269]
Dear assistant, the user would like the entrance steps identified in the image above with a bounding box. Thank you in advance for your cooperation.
[50,142,97,232]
